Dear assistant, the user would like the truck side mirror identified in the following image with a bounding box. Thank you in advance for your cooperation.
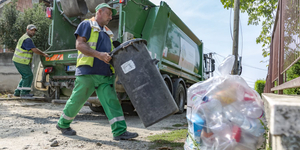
[211,59,215,72]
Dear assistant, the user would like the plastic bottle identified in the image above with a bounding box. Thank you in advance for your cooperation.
[223,104,265,137]
[223,104,251,130]
[197,96,223,128]
[245,118,265,137]
[240,102,264,119]
[231,125,241,142]
[230,101,264,119]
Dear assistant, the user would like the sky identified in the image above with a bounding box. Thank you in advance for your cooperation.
[150,0,269,88]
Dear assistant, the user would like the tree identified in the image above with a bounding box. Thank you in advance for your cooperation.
[220,0,278,58]
[0,1,20,51]
[255,79,266,96]
[0,2,51,52]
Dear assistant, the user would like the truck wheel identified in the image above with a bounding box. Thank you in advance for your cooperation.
[89,105,105,113]
[162,74,173,94]
[121,102,136,115]
[173,83,186,114]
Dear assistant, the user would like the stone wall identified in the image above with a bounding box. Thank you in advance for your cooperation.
[0,53,20,93]
[262,93,300,150]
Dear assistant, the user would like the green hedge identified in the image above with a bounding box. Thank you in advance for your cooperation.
[255,80,266,96]
[0,1,51,51]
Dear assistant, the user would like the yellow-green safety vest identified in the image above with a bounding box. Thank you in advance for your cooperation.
[76,17,115,73]
[12,34,33,65]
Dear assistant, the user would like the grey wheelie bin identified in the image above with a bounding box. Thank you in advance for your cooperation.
[111,39,179,127]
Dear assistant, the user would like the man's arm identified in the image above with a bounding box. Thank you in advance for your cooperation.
[76,35,111,64]
[31,48,49,57]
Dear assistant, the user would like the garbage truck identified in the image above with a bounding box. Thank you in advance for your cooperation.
[33,0,215,114]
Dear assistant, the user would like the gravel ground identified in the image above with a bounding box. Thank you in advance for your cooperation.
[0,99,187,150]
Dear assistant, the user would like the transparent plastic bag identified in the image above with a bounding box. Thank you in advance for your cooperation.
[184,55,266,150]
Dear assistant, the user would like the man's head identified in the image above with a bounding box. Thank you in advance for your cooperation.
[26,24,37,37]
[95,3,117,27]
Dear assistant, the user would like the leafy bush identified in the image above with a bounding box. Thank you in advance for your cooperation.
[0,1,20,51]
[0,2,51,52]
[283,61,300,95]
[255,79,266,96]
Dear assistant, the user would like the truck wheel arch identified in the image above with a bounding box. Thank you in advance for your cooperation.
[172,78,187,114]
[162,74,173,95]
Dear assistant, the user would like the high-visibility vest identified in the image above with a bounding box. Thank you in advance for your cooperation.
[12,34,33,65]
[76,17,114,73]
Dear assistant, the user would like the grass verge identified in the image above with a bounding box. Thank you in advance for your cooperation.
[147,128,188,150]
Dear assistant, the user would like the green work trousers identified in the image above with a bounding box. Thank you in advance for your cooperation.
[57,75,127,137]
[13,61,33,96]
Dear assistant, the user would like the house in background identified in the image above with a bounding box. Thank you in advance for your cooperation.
[0,0,40,13]
[0,0,43,53]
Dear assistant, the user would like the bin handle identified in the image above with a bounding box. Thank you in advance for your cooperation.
[48,23,53,46]
[152,59,159,65]
[109,40,142,61]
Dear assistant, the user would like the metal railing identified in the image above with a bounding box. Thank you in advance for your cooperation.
[264,0,300,93]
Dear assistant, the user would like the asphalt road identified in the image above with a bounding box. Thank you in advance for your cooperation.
[0,99,187,150]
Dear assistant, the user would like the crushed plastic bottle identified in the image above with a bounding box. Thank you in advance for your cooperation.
[223,104,252,130]
[196,97,224,133]
[239,101,264,119]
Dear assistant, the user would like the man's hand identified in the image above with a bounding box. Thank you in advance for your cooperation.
[31,48,50,57]
[43,53,50,58]
[96,52,111,64]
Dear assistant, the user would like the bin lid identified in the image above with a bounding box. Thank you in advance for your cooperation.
[111,38,147,57]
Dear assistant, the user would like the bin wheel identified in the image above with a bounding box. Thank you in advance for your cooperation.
[47,86,60,101]
[173,83,185,114]
[89,105,105,113]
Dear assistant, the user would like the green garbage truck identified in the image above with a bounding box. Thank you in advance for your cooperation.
[33,0,215,114]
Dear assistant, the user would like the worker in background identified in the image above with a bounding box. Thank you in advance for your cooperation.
[56,3,138,141]
[12,24,49,97]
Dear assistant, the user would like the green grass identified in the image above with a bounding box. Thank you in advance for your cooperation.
[162,123,188,130]
[147,129,188,150]
[172,123,188,127]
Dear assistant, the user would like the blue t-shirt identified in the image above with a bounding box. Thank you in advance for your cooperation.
[21,38,36,51]
[74,20,112,76]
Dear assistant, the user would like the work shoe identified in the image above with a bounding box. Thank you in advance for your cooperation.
[20,94,34,97]
[113,131,138,140]
[56,124,76,136]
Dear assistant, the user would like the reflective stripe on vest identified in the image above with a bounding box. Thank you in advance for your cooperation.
[12,34,33,65]
[13,53,31,60]
[76,17,115,74]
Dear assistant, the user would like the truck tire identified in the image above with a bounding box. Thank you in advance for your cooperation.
[89,105,105,113]
[162,74,173,95]
[89,103,136,115]
[121,102,136,115]
[172,79,186,114]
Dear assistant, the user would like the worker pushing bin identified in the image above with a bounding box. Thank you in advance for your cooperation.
[111,39,179,127]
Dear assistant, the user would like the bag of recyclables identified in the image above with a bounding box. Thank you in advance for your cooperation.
[184,55,266,150]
